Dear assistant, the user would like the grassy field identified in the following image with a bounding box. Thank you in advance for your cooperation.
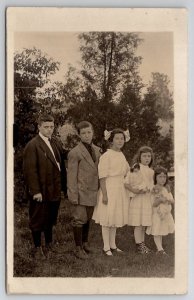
[14,197,175,278]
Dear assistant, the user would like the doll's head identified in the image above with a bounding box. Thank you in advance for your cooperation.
[136,146,154,167]
[154,166,168,186]
[130,163,140,173]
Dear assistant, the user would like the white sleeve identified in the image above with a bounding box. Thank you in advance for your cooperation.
[98,153,109,179]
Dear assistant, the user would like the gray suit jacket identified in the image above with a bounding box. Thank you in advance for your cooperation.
[67,142,101,206]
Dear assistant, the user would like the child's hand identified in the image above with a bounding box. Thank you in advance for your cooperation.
[102,195,108,205]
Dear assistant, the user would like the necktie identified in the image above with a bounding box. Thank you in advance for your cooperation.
[83,143,96,163]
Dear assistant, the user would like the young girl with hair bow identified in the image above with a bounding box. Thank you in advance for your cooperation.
[92,128,130,256]
[125,146,154,254]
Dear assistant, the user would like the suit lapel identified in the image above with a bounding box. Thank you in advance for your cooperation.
[79,142,97,169]
[37,135,59,170]
[93,145,100,168]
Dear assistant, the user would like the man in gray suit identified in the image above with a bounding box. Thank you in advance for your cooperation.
[67,121,101,259]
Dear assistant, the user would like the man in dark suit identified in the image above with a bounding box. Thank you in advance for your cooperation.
[23,114,67,259]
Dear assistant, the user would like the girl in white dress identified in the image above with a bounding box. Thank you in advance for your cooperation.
[125,146,154,254]
[146,167,175,255]
[92,128,130,256]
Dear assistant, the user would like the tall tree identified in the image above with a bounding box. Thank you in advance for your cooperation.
[66,32,144,148]
[79,32,143,102]
[146,72,173,121]
[142,72,174,167]
[14,47,60,147]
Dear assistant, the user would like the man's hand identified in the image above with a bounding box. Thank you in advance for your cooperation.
[33,193,42,202]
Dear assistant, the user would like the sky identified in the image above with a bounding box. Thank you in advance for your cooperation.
[14,31,173,90]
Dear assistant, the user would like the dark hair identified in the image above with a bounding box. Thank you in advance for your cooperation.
[135,146,154,167]
[154,166,168,185]
[130,163,140,173]
[37,114,54,126]
[108,128,126,143]
[76,121,93,134]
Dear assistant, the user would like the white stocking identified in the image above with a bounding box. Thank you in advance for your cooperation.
[154,235,163,251]
[102,226,110,251]
[134,226,143,244]
[109,227,117,249]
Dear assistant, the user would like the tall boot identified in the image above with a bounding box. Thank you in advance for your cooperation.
[82,221,93,253]
[73,226,88,259]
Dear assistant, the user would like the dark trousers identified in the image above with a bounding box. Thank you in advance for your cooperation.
[71,205,94,247]
[29,200,60,247]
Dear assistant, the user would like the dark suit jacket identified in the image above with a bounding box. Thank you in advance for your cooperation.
[67,142,101,206]
[23,135,67,202]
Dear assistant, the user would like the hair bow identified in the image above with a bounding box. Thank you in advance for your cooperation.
[104,129,130,142]
[124,129,130,142]
[104,130,112,141]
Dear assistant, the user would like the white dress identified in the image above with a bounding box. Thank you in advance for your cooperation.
[128,163,154,226]
[92,149,130,227]
[146,187,175,236]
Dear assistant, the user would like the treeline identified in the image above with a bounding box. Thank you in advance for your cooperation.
[14,32,174,169]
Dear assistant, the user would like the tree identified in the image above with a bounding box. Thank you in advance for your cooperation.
[143,72,174,168]
[146,72,173,121]
[65,32,144,151]
[14,48,60,148]
[79,32,143,102]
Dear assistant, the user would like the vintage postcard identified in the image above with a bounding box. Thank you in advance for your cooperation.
[6,7,188,294]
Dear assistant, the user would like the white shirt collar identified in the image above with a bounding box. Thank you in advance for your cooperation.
[39,132,50,143]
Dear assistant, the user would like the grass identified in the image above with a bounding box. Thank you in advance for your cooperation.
[14,197,175,278]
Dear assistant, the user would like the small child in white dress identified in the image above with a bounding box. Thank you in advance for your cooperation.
[92,128,130,256]
[146,167,175,255]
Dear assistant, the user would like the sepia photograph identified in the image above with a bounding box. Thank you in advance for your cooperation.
[6,7,187,294]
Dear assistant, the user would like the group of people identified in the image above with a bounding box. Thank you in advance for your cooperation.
[23,114,175,261]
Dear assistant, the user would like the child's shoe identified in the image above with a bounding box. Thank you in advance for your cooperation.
[103,249,113,256]
[110,247,124,255]
[136,242,151,254]
[156,249,168,256]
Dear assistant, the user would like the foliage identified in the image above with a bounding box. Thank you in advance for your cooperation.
[78,32,143,102]
[14,35,174,169]
[143,73,174,167]
[14,48,61,148]
[146,72,173,121]
[64,32,174,167]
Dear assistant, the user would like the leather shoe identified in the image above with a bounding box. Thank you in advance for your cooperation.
[83,242,94,254]
[33,247,46,260]
[74,246,88,260]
